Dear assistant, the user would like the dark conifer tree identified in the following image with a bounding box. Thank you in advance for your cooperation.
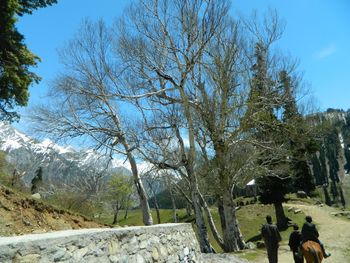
[245,43,289,229]
[280,70,316,195]
[31,166,43,194]
[0,0,57,121]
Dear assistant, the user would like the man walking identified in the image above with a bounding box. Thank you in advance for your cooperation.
[261,215,282,263]
[288,224,303,263]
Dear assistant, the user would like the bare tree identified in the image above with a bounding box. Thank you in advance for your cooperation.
[32,20,153,225]
[142,169,163,224]
[31,0,306,253]
[137,106,213,252]
[114,0,233,252]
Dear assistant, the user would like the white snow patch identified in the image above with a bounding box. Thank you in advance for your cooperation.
[0,139,22,151]
[111,158,131,171]
[14,130,31,143]
[138,161,154,174]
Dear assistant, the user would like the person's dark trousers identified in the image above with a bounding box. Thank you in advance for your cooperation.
[266,244,278,263]
[292,249,303,263]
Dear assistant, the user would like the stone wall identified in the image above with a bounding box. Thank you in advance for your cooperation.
[0,223,201,263]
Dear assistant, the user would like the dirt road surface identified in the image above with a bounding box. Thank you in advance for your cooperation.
[255,204,350,263]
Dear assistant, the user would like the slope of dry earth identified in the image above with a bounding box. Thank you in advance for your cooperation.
[0,186,106,236]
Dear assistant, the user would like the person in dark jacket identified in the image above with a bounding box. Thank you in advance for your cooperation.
[301,215,331,258]
[261,215,282,263]
[288,224,303,263]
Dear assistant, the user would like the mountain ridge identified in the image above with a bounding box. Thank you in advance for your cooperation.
[0,122,130,186]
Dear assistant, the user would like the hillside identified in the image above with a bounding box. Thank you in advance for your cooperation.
[309,109,350,207]
[0,185,106,236]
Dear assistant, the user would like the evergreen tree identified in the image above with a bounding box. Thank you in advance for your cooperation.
[0,0,57,121]
[279,70,316,195]
[31,166,43,194]
[245,43,289,229]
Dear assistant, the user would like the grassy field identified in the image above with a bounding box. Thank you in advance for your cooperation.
[98,197,307,259]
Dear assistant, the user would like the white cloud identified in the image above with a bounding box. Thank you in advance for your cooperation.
[314,44,336,59]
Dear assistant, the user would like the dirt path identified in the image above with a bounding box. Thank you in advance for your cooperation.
[255,203,350,263]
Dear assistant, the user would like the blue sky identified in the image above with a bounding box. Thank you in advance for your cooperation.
[15,0,350,132]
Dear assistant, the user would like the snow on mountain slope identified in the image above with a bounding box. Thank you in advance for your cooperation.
[0,122,130,185]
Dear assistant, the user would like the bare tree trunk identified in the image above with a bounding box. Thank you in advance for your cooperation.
[191,186,213,253]
[218,198,226,232]
[213,142,246,252]
[153,195,161,224]
[169,187,177,223]
[146,177,161,224]
[221,189,246,251]
[274,201,288,230]
[112,210,119,225]
[125,144,153,226]
[199,192,225,250]
[124,208,128,219]
[186,203,192,217]
[323,184,332,206]
[338,184,346,208]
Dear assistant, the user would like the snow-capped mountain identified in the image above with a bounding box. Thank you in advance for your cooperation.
[0,122,130,186]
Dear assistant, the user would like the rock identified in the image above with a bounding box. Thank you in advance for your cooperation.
[53,248,67,261]
[139,240,147,249]
[151,247,159,261]
[245,242,256,249]
[287,207,294,212]
[135,254,145,263]
[108,241,120,255]
[201,253,249,263]
[294,209,302,214]
[31,193,41,199]
[109,255,119,263]
[22,219,32,226]
[184,247,190,255]
[330,212,339,216]
[296,191,308,198]
[72,247,88,261]
[31,229,47,234]
[13,253,41,263]
[158,245,168,257]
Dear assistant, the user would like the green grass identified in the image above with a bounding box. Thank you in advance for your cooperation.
[98,209,190,226]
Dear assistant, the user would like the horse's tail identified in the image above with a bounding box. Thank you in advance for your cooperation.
[309,246,320,263]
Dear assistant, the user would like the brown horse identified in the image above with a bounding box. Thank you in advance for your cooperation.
[302,241,323,263]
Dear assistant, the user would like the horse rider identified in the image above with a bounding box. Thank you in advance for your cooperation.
[301,215,331,258]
